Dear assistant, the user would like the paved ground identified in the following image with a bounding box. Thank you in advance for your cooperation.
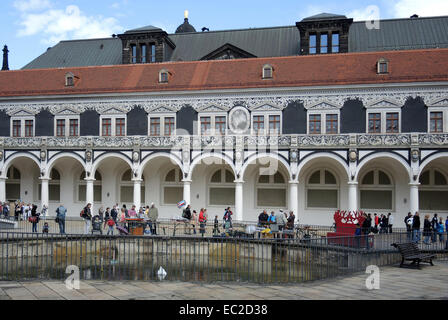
[0,261,447,300]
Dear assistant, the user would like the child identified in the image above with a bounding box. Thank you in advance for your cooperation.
[213,215,220,236]
[107,218,115,235]
[42,222,49,234]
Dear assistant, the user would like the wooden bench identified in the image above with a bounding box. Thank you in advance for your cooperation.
[391,242,436,268]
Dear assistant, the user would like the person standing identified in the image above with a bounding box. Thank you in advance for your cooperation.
[106,217,115,235]
[82,203,92,235]
[437,217,444,243]
[223,207,233,231]
[56,204,67,234]
[148,203,159,235]
[98,206,104,222]
[431,214,439,243]
[103,207,111,229]
[182,204,192,234]
[213,215,220,236]
[258,210,269,228]
[128,205,137,218]
[111,205,118,224]
[30,204,39,233]
[405,212,413,240]
[198,208,207,237]
[388,213,394,234]
[423,215,432,245]
[275,210,287,238]
[412,212,421,243]
[191,210,198,235]
[361,213,371,250]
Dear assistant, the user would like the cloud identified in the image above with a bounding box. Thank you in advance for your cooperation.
[13,0,51,12]
[16,4,123,45]
[348,5,381,21]
[392,0,448,17]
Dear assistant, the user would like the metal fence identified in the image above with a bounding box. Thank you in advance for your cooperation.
[0,231,446,284]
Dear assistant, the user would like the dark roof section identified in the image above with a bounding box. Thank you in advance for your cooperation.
[124,25,164,33]
[175,18,197,33]
[21,15,448,69]
[349,15,448,52]
[22,38,122,70]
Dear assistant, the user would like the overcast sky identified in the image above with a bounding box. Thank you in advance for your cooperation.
[2,0,448,70]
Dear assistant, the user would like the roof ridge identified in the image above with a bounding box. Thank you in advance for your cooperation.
[352,14,448,24]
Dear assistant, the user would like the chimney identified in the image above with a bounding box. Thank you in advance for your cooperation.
[2,45,9,71]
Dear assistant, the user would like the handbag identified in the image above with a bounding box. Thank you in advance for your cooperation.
[55,217,59,223]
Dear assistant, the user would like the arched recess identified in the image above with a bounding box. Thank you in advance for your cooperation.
[120,169,145,204]
[242,154,291,210]
[38,168,61,202]
[297,152,350,182]
[138,152,183,180]
[240,152,292,181]
[418,153,448,211]
[45,152,86,179]
[5,166,21,201]
[78,170,103,203]
[208,168,236,206]
[359,168,395,211]
[2,152,40,178]
[188,152,236,180]
[91,152,133,177]
[162,168,184,206]
[305,168,340,210]
[355,152,411,182]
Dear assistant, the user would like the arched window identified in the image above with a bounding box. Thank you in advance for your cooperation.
[209,169,235,206]
[360,169,393,210]
[159,69,169,83]
[78,171,102,203]
[256,170,287,208]
[306,169,338,209]
[38,168,61,202]
[377,58,389,74]
[163,168,183,205]
[120,169,145,204]
[6,166,21,200]
[262,64,273,79]
[419,169,448,211]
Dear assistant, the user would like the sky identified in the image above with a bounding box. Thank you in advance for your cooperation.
[2,0,448,70]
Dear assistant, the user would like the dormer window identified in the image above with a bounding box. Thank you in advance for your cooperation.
[262,65,273,79]
[320,33,328,53]
[159,69,169,83]
[309,34,317,54]
[377,58,389,74]
[65,73,75,86]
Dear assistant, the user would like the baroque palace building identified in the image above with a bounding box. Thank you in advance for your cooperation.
[0,12,448,224]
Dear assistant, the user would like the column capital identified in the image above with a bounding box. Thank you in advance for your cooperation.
[234,180,245,184]
[39,177,51,182]
[348,181,359,186]
[182,179,192,184]
[409,182,421,187]
[132,178,143,183]
[288,180,299,185]
[84,178,95,183]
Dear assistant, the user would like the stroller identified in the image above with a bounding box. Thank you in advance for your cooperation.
[91,215,102,235]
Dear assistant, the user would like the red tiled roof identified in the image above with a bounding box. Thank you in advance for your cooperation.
[1,49,448,98]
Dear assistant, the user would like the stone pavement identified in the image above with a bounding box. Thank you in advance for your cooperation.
[0,262,447,300]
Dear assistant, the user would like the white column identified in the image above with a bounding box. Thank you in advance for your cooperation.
[133,179,142,209]
[85,178,94,208]
[40,178,49,211]
[348,182,358,213]
[183,179,192,205]
[0,178,6,203]
[234,180,244,222]
[288,181,299,217]
[409,183,420,214]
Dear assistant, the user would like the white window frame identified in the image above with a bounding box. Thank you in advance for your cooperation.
[197,112,228,136]
[359,168,395,212]
[10,116,35,138]
[161,168,183,206]
[427,107,447,133]
[307,110,340,135]
[262,64,273,79]
[54,115,80,137]
[305,168,339,210]
[251,111,282,136]
[366,109,401,134]
[99,114,127,137]
[208,169,236,207]
[255,171,288,209]
[148,113,177,137]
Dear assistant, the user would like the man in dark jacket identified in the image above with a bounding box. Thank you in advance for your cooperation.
[258,210,269,227]
[431,214,438,243]
[412,212,421,243]
[111,205,118,223]
[83,203,92,235]
[183,205,192,234]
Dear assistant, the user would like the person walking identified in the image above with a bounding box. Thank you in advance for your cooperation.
[182,204,192,234]
[388,213,394,234]
[423,214,432,245]
[412,212,421,243]
[82,203,92,235]
[148,203,159,235]
[198,208,207,237]
[437,217,444,243]
[30,204,39,233]
[191,210,198,235]
[56,204,67,234]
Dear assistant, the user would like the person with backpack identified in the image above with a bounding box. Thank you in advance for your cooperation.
[405,212,413,240]
[30,204,39,233]
[81,203,92,235]
[56,204,67,234]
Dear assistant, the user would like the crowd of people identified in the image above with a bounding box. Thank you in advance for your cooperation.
[403,212,448,245]
[0,201,48,222]
[257,210,296,238]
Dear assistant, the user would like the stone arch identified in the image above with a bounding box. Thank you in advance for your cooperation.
[241,152,292,181]
[91,152,133,176]
[138,152,183,180]
[188,152,236,180]
[1,152,40,178]
[297,152,350,182]
[418,152,448,179]
[45,152,86,179]
[355,152,411,182]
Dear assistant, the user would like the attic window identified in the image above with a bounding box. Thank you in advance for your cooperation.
[65,73,75,86]
[159,69,169,83]
[262,65,273,79]
[377,59,389,74]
